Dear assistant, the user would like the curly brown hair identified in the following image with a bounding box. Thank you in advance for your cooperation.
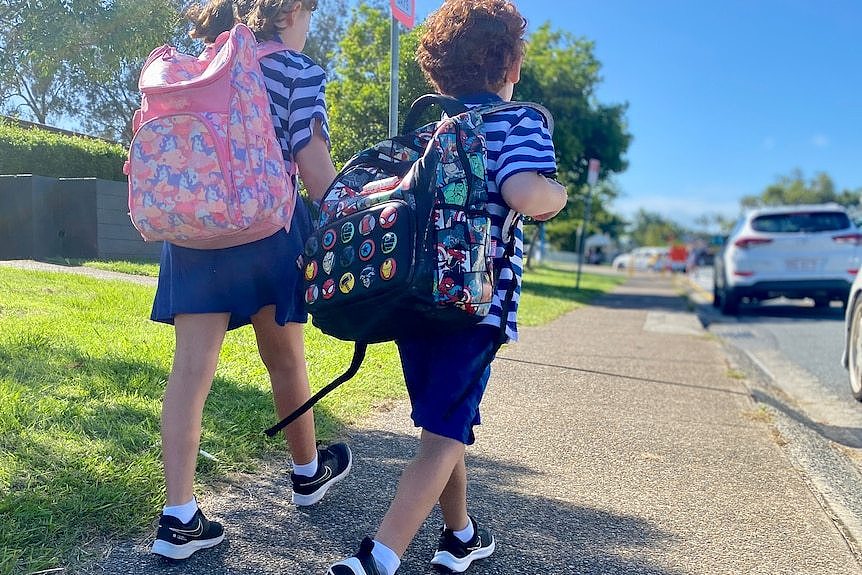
[417,0,527,97]
[186,0,317,43]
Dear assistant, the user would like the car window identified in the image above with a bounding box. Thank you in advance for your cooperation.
[751,211,851,233]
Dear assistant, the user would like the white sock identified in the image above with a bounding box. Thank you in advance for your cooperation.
[292,453,319,477]
[371,539,401,575]
[452,519,475,543]
[163,497,198,524]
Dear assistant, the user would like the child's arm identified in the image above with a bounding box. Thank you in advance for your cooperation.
[295,119,337,203]
[501,172,567,220]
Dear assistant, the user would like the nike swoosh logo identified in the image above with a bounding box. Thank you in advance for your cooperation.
[298,465,333,488]
[169,518,203,538]
[466,535,482,552]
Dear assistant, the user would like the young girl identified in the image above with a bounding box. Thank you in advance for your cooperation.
[150,0,351,560]
[328,1,567,574]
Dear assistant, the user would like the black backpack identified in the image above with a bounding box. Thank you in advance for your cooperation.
[265,94,553,437]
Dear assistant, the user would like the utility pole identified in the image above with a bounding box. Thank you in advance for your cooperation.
[388,15,400,137]
[388,1,415,137]
[576,158,600,290]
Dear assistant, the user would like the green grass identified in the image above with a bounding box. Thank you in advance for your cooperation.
[0,269,402,574]
[0,263,620,575]
[519,265,625,326]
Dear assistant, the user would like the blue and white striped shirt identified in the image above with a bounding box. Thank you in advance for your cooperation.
[259,47,331,173]
[462,93,557,342]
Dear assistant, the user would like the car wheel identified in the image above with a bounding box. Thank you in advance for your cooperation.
[719,287,739,315]
[847,301,862,401]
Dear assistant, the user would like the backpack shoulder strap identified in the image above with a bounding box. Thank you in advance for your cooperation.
[401,94,469,134]
[476,101,555,136]
[257,40,288,60]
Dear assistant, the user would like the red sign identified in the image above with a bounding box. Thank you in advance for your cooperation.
[390,0,415,29]
[587,158,600,186]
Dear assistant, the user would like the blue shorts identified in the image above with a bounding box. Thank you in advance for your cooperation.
[151,199,312,331]
[396,325,500,445]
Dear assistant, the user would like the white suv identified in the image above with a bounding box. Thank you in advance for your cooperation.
[713,203,862,315]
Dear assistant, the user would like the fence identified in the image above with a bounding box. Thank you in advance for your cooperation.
[0,175,161,261]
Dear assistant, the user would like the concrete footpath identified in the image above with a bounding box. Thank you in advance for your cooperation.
[9,260,857,574]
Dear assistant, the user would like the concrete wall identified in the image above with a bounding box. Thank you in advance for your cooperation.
[0,175,161,261]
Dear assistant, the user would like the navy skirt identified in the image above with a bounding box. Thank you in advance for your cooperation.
[151,199,313,331]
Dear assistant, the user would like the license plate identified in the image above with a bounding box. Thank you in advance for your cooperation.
[785,257,823,272]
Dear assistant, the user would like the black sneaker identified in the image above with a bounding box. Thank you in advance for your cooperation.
[328,537,382,575]
[430,516,495,573]
[291,442,352,506]
[151,508,224,560]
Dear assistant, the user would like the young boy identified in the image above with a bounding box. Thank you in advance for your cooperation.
[327,1,567,574]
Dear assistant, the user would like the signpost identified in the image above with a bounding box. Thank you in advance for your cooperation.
[576,159,601,290]
[388,0,416,137]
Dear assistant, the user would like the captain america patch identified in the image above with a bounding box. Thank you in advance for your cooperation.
[322,229,337,250]
[359,239,375,261]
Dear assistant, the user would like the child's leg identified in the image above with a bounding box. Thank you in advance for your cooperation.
[251,306,352,506]
[375,429,466,555]
[250,306,316,465]
[438,455,469,532]
[161,312,230,506]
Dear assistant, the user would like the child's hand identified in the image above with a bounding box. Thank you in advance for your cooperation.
[532,209,561,222]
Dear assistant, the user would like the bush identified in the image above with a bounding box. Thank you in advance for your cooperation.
[545,217,581,252]
[0,121,127,181]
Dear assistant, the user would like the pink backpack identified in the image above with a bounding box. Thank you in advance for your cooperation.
[125,24,295,250]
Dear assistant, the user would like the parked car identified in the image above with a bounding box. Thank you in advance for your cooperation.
[842,271,862,401]
[713,203,862,315]
[612,246,668,271]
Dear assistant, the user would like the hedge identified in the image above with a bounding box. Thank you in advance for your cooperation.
[0,121,127,182]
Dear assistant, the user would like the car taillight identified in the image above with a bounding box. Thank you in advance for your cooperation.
[832,233,862,246]
[734,237,773,249]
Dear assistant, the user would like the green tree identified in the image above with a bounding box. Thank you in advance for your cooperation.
[629,209,686,247]
[304,0,350,75]
[740,169,861,209]
[327,2,432,166]
[0,0,85,123]
[1,0,350,142]
[514,24,631,254]
[74,0,189,142]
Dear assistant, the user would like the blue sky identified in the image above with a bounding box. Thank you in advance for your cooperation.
[409,0,862,229]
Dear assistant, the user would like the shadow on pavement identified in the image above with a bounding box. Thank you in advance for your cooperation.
[90,428,685,575]
[496,356,749,398]
[752,389,862,449]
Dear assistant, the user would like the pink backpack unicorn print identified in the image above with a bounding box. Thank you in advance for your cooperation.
[125,24,295,249]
